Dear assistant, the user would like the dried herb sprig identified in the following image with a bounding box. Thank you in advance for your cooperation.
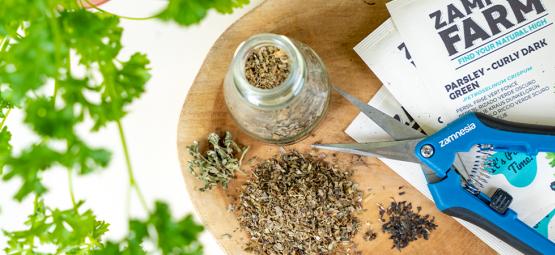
[239,150,362,254]
[187,131,248,191]
[379,201,437,250]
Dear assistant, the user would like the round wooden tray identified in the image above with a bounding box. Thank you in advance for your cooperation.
[177,0,495,254]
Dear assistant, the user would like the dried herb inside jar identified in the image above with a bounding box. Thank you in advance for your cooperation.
[238,150,362,254]
[378,201,437,250]
[244,45,290,89]
[187,131,248,191]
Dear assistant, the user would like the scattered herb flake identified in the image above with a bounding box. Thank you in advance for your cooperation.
[363,228,377,241]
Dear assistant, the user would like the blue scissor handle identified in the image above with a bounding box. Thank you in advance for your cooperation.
[417,112,555,179]
[428,169,554,255]
[417,112,555,254]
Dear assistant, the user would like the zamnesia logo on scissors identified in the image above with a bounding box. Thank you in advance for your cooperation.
[439,123,477,148]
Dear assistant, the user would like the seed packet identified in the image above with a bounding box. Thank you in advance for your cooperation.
[354,19,444,133]
[387,0,555,125]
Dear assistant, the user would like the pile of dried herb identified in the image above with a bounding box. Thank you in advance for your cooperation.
[187,131,248,191]
[244,45,290,89]
[379,201,437,250]
[238,151,362,254]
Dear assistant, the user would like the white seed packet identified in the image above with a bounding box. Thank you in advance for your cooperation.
[354,19,445,134]
[387,0,555,125]
[345,86,518,254]
[386,0,555,225]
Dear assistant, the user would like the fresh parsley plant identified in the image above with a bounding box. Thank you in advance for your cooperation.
[0,0,249,254]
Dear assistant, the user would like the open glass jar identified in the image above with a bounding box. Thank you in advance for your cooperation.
[224,33,331,144]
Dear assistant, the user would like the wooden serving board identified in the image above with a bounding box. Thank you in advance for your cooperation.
[177,0,496,254]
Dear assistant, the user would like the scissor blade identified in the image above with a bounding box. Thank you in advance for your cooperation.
[334,86,425,141]
[313,139,423,163]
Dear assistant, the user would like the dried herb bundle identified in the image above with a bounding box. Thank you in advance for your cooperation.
[379,201,437,250]
[238,151,362,255]
[245,45,290,89]
[187,132,248,191]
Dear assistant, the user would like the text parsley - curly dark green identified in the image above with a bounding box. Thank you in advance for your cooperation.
[0,0,248,254]
[187,132,249,191]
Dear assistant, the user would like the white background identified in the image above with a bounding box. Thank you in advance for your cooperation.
[0,0,262,254]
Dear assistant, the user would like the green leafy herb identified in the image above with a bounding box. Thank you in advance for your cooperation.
[4,199,109,254]
[1,0,248,253]
[157,0,250,26]
[187,131,248,191]
[93,201,204,255]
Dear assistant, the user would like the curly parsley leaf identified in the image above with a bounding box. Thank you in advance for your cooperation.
[2,135,111,201]
[0,22,61,103]
[24,97,80,139]
[59,9,122,65]
[150,201,204,255]
[60,140,111,175]
[157,0,250,26]
[2,144,62,201]
[4,200,109,254]
[87,52,150,131]
[94,201,204,255]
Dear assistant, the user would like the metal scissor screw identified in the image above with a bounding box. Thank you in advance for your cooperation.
[420,144,435,158]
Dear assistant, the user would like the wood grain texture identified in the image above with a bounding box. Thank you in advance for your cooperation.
[177,0,496,254]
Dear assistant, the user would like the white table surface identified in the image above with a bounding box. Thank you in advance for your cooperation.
[0,1,262,254]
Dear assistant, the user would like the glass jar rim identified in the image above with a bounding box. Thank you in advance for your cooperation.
[231,33,305,109]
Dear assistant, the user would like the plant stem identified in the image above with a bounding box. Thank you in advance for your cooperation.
[0,108,12,129]
[116,120,149,213]
[46,2,63,76]
[67,169,77,207]
[83,0,159,21]
[0,36,9,51]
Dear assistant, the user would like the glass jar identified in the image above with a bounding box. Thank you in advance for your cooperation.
[224,33,331,144]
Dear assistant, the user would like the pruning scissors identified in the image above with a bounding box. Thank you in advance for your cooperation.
[313,86,555,255]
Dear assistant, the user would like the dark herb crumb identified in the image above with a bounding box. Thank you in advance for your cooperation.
[363,0,376,6]
[363,228,377,241]
[398,191,406,196]
[351,155,366,166]
[379,201,437,250]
